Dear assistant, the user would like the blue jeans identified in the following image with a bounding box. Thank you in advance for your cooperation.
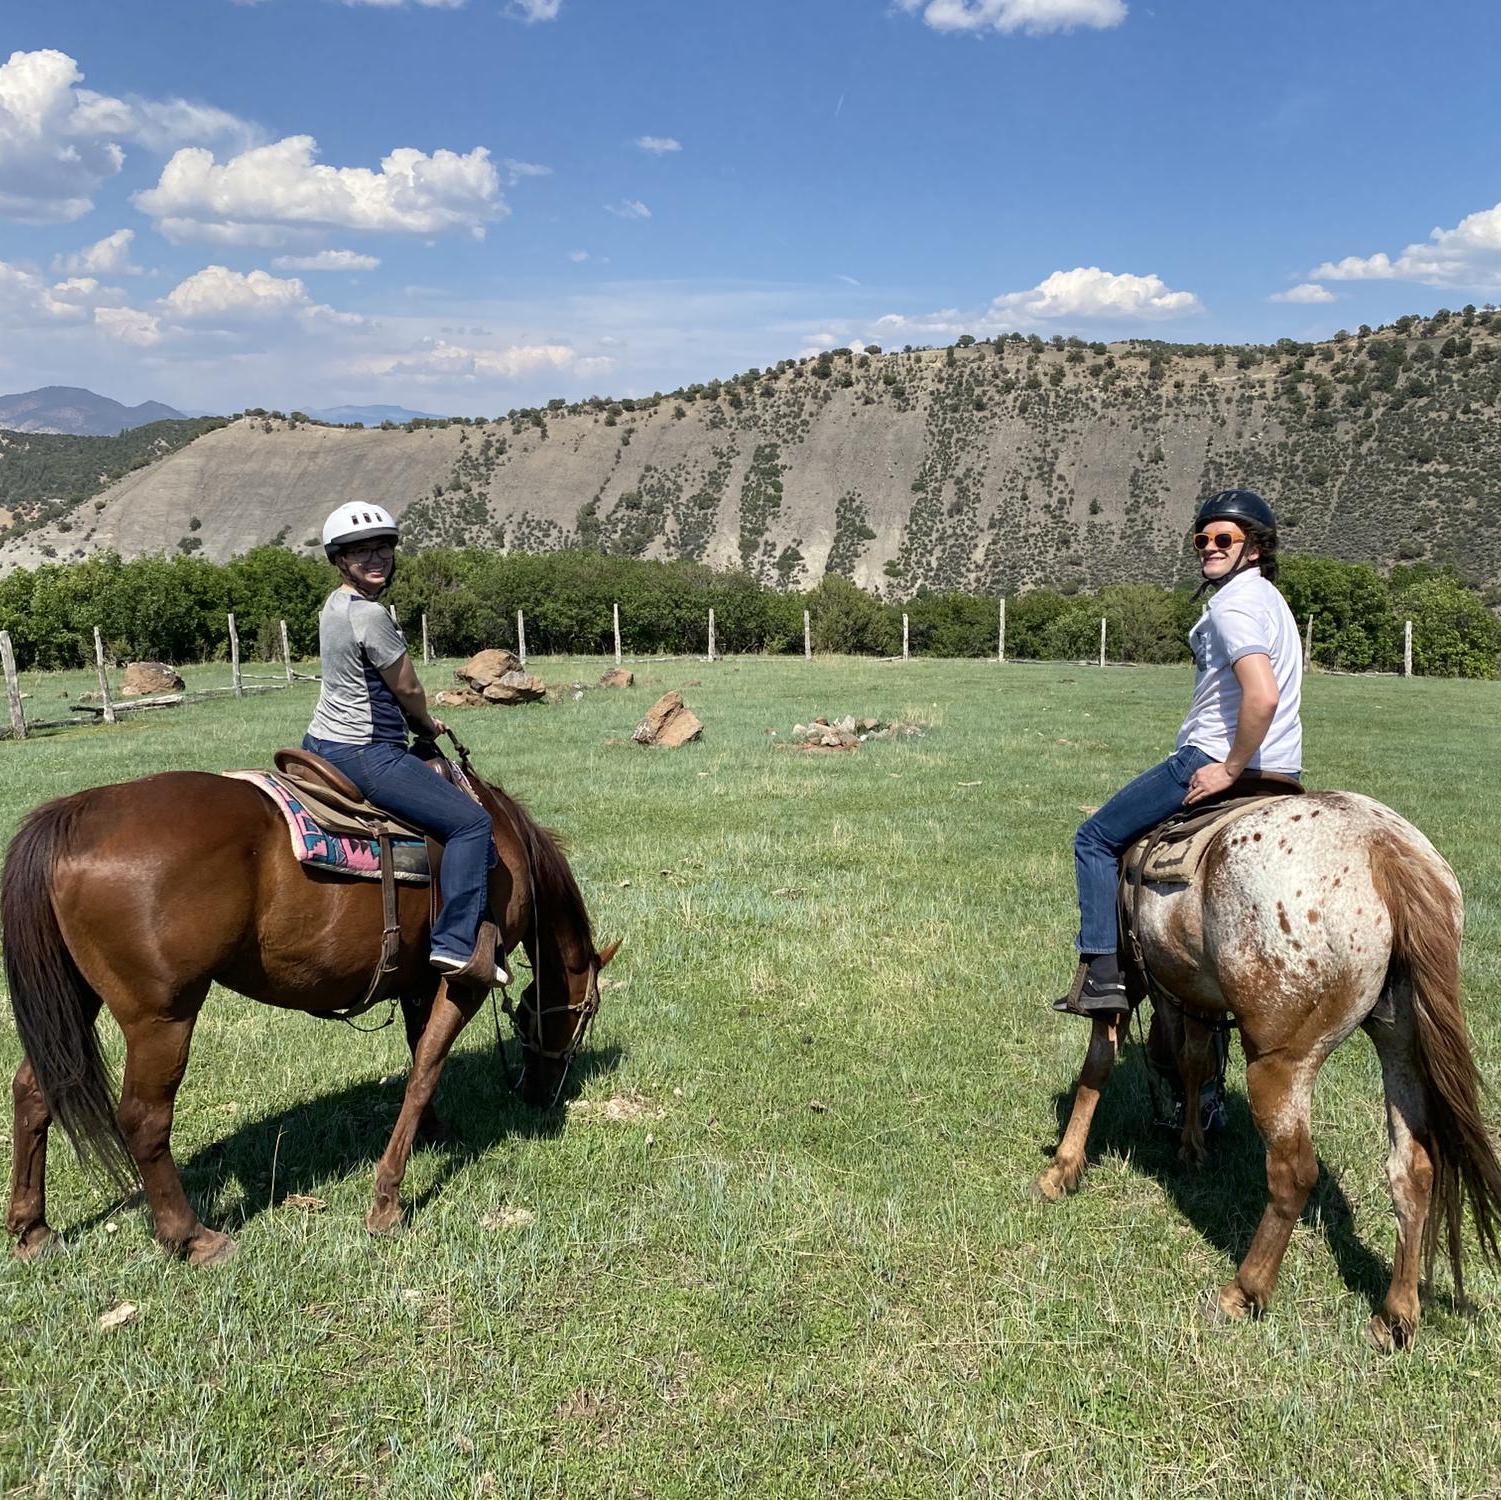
[1074,745,1214,956]
[303,736,496,963]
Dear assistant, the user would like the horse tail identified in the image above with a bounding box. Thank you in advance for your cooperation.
[1371,835,1501,1297]
[1,796,134,1188]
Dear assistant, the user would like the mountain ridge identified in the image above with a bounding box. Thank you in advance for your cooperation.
[0,386,185,437]
[4,310,1499,593]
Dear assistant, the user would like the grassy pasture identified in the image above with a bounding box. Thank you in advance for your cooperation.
[2,654,1500,1498]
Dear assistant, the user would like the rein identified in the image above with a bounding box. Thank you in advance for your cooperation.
[444,729,599,1109]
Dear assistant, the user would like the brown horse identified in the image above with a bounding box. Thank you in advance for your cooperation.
[3,761,617,1264]
[1040,791,1501,1348]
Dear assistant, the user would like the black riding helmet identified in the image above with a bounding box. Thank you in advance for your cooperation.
[1193,489,1277,534]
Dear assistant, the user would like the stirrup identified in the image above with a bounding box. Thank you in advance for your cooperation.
[432,922,507,990]
[1052,960,1129,1019]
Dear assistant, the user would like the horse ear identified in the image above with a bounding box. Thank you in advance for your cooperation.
[596,938,622,968]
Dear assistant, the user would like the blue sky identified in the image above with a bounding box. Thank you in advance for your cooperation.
[2,0,1500,415]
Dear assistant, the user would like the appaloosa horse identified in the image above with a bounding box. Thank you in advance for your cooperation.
[3,759,616,1264]
[1040,790,1501,1348]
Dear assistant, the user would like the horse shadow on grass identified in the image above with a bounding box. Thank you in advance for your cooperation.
[1048,1044,1399,1316]
[79,1039,623,1238]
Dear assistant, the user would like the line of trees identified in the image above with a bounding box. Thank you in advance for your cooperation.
[0,545,1496,679]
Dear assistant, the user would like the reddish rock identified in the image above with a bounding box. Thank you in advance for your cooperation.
[434,687,486,709]
[481,669,547,705]
[632,690,702,748]
[599,667,634,689]
[457,649,523,691]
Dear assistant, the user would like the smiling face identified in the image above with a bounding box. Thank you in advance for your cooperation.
[1194,521,1259,582]
[336,539,396,596]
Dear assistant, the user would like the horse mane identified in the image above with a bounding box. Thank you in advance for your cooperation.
[478,776,594,950]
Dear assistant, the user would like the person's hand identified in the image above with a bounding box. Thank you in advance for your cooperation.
[426,716,448,738]
[1184,761,1237,805]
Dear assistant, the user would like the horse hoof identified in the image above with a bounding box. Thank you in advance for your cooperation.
[186,1230,238,1267]
[366,1201,404,1236]
[12,1226,61,1262]
[1367,1314,1413,1353]
[1207,1281,1257,1323]
[1034,1167,1076,1203]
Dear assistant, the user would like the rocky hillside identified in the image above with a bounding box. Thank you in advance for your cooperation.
[4,309,1499,594]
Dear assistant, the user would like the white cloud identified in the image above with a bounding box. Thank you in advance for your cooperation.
[134,135,505,242]
[568,250,590,262]
[1311,200,1501,291]
[505,0,562,19]
[502,158,551,184]
[0,48,257,223]
[162,264,364,328]
[896,0,1126,36]
[94,306,163,346]
[871,266,1200,340]
[272,249,381,272]
[607,198,651,220]
[53,228,142,277]
[359,338,601,383]
[340,0,467,8]
[635,136,682,155]
[1270,282,1335,305]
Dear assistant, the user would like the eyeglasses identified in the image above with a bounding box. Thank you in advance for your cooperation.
[1192,529,1246,552]
[345,542,395,562]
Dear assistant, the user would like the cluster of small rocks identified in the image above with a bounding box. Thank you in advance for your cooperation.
[434,649,547,709]
[785,714,924,751]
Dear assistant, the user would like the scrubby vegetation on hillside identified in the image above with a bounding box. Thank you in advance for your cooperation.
[0,418,226,541]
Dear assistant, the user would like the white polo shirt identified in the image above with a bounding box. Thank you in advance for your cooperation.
[1175,568,1302,773]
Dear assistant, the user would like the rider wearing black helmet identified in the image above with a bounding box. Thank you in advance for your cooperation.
[1056,488,1303,1017]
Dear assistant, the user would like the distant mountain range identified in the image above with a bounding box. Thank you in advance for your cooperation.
[0,386,185,436]
[305,404,445,427]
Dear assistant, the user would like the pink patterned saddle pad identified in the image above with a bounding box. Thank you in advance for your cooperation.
[225,771,431,884]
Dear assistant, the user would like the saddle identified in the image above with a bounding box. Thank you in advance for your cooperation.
[226,747,492,1021]
[1118,771,1305,1008]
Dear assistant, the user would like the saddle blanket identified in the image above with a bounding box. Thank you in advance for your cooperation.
[225,770,431,884]
[1123,795,1288,888]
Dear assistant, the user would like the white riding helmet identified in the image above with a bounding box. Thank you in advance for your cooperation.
[322,502,399,560]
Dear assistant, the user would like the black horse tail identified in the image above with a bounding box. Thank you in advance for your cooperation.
[1372,834,1501,1301]
[1,795,134,1188]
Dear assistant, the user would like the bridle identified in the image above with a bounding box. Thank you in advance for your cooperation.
[442,728,601,1110]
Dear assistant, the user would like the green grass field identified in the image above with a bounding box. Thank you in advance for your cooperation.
[3,655,1500,1498]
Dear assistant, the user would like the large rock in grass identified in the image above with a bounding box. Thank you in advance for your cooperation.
[482,670,547,706]
[599,666,634,689]
[632,690,702,748]
[457,649,522,691]
[121,661,184,697]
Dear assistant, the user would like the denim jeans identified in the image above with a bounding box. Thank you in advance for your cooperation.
[303,735,496,963]
[1074,745,1214,956]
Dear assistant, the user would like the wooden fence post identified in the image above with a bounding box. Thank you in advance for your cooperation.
[388,604,398,627]
[422,613,432,666]
[803,609,812,660]
[1303,614,1314,671]
[997,598,1006,663]
[228,613,244,698]
[93,627,117,724]
[1404,618,1413,678]
[279,619,293,683]
[1098,617,1106,668]
[1,630,25,741]
[517,609,527,668]
[902,613,910,661]
[708,608,716,662]
[613,603,622,665]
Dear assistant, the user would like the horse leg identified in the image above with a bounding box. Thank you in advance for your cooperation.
[1176,1015,1219,1167]
[1365,998,1435,1350]
[1037,1017,1122,1201]
[8,1060,59,1260]
[1215,1051,1319,1320]
[368,983,483,1234]
[400,992,455,1146]
[116,1009,234,1266]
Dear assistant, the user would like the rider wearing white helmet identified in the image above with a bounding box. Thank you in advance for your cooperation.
[1057,489,1303,1019]
[303,503,506,984]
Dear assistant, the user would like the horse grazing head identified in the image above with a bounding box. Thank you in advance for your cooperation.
[513,937,621,1108]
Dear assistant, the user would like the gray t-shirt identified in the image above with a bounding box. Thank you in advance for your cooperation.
[306,589,410,743]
